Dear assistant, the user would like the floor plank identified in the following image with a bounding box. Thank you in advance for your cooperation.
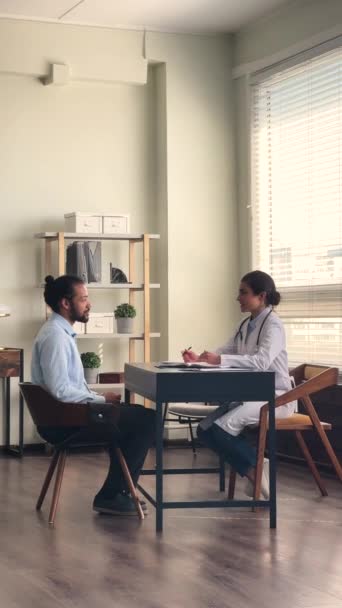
[0,447,341,608]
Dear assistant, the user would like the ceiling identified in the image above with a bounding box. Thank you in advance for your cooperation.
[0,0,291,34]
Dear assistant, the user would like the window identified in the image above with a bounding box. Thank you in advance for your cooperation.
[251,40,342,368]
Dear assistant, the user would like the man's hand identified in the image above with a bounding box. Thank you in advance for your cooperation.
[198,351,221,365]
[103,391,122,403]
[182,349,200,363]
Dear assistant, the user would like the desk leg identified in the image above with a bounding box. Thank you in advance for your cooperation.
[268,395,277,529]
[219,456,225,492]
[5,377,10,449]
[155,400,164,532]
[18,349,24,457]
[18,392,24,457]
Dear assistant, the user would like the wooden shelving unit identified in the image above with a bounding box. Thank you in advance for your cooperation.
[35,232,160,390]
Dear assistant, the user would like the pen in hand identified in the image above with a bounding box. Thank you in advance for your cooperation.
[181,346,192,354]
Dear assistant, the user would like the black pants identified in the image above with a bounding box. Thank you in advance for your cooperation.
[38,405,155,499]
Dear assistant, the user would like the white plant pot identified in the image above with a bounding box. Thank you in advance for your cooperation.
[116,317,134,334]
[83,368,99,384]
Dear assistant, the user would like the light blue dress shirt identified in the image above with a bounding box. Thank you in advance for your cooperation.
[31,312,105,404]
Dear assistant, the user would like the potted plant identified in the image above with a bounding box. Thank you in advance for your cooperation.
[80,351,101,384]
[114,303,136,334]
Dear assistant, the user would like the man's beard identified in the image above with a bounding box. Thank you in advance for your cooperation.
[70,302,89,324]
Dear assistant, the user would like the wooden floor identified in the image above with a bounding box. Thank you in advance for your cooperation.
[0,446,341,608]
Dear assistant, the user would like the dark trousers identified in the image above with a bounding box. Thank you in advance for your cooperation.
[38,405,155,499]
[197,424,257,477]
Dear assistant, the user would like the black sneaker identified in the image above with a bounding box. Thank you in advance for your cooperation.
[127,493,147,507]
[122,492,147,513]
[93,493,148,516]
[119,491,148,511]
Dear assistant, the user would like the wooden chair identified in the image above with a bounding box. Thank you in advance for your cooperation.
[163,402,226,491]
[20,383,144,525]
[163,402,218,455]
[228,365,342,500]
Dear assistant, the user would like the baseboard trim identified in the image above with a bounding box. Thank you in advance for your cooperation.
[0,443,46,455]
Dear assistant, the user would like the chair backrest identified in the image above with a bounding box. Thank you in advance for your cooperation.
[291,363,338,386]
[274,365,338,411]
[19,383,88,427]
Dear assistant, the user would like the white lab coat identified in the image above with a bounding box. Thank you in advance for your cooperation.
[214,307,296,436]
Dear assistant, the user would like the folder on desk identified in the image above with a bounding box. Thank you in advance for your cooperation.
[156,362,220,369]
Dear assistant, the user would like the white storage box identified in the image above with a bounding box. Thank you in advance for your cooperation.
[64,212,102,234]
[102,214,130,234]
[74,321,85,334]
[85,313,114,334]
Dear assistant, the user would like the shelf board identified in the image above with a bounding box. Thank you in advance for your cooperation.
[77,333,161,339]
[87,283,160,290]
[35,232,160,241]
[88,383,124,389]
[39,283,160,290]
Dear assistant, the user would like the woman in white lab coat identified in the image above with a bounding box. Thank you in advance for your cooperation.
[182,270,296,497]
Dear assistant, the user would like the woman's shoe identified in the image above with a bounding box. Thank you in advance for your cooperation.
[244,458,269,500]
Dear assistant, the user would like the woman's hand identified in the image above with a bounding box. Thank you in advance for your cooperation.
[198,351,221,365]
[182,349,199,363]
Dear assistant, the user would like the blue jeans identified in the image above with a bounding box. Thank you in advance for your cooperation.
[197,423,256,477]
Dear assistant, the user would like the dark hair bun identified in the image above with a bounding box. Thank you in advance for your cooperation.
[43,274,84,313]
[241,270,281,307]
[269,290,281,306]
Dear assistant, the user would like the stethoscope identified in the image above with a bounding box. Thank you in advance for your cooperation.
[234,309,273,346]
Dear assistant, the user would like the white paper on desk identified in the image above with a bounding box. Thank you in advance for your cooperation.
[159,361,220,369]
[184,362,220,368]
[200,367,247,372]
[156,361,220,371]
[160,361,183,365]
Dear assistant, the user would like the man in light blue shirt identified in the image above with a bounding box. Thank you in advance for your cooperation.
[32,312,115,404]
[31,274,154,516]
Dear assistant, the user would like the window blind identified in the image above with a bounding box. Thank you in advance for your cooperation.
[251,41,342,368]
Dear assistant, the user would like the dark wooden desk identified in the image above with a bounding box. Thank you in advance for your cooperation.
[124,362,276,532]
[0,348,24,456]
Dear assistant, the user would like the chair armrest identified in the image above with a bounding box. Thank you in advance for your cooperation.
[39,401,90,427]
[86,401,121,427]
[37,402,122,428]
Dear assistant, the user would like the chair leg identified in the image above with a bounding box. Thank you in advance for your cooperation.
[48,450,67,526]
[315,428,342,483]
[162,402,169,426]
[36,449,60,511]
[228,468,236,499]
[219,456,225,492]
[115,448,144,520]
[295,431,328,496]
[303,396,342,482]
[188,419,197,455]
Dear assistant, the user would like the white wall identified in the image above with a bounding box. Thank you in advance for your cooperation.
[0,72,158,443]
[233,0,342,71]
[147,33,238,359]
[233,0,342,274]
[0,18,147,84]
[0,20,236,444]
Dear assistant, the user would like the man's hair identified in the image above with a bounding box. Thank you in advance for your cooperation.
[44,275,85,313]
